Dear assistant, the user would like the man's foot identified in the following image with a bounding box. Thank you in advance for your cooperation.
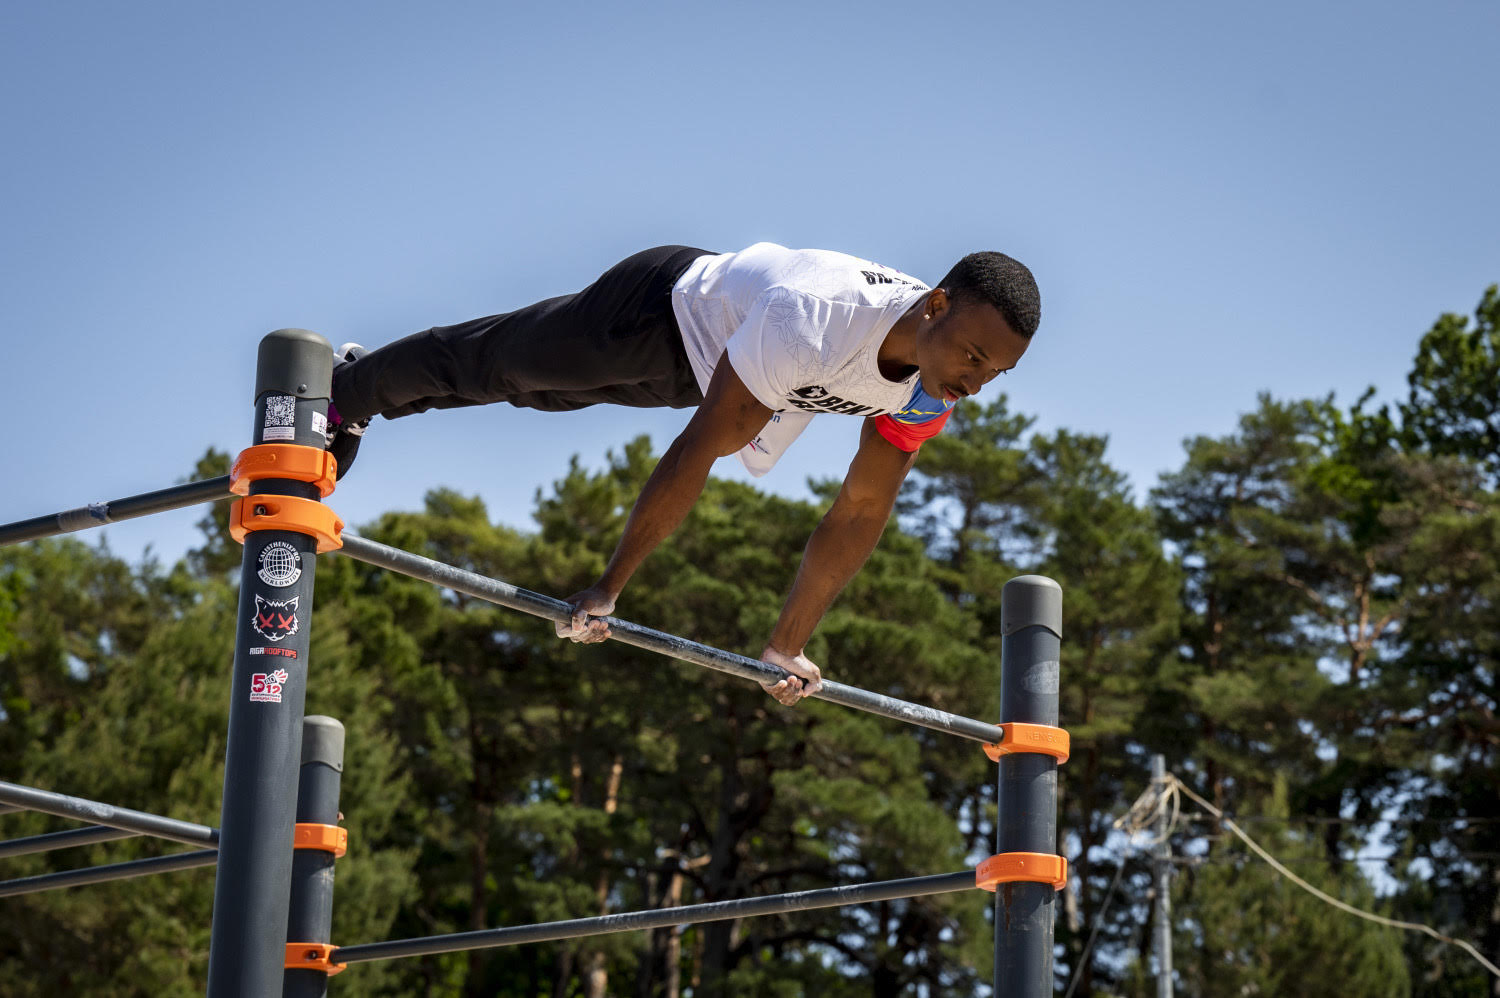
[327,343,370,481]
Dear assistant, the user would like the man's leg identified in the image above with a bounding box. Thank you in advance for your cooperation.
[331,245,711,425]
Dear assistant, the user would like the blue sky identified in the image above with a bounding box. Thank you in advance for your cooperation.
[2,1,1496,567]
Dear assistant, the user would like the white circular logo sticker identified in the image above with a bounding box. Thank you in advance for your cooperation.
[257,541,302,588]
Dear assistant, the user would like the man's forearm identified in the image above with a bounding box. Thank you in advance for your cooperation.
[598,436,715,595]
[768,502,891,655]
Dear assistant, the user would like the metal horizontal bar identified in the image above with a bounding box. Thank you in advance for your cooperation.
[0,850,218,898]
[337,534,1004,745]
[0,475,235,547]
[0,805,22,816]
[0,782,219,850]
[334,869,976,964]
[0,825,139,859]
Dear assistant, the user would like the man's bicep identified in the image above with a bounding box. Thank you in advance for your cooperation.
[681,353,776,458]
[838,418,920,511]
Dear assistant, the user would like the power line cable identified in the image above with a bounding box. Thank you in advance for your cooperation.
[1179,814,1500,827]
[1193,852,1500,866]
[1061,774,1499,992]
[1167,775,1500,982]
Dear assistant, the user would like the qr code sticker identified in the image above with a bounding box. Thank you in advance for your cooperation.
[264,395,296,427]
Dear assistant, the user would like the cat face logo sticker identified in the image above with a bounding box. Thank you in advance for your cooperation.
[252,594,299,643]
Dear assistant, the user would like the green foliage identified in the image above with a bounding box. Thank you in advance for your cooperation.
[1401,285,1500,483]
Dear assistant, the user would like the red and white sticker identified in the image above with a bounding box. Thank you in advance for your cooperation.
[252,594,299,642]
[249,669,289,703]
[249,646,298,659]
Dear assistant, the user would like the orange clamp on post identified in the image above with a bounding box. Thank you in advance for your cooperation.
[229,495,344,553]
[231,443,338,498]
[294,822,348,858]
[983,722,1070,764]
[976,852,1068,892]
[285,942,346,977]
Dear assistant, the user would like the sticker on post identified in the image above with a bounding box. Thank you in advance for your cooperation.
[263,394,297,442]
[249,646,298,659]
[249,669,290,703]
[252,594,299,642]
[256,541,302,588]
[311,410,328,440]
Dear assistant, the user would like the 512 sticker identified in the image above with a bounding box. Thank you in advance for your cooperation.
[249,669,290,704]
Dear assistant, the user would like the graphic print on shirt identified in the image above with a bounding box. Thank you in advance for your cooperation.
[784,385,879,416]
[783,377,954,421]
[761,286,826,377]
[860,269,924,289]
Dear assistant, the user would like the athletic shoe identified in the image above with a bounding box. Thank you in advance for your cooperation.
[327,343,371,480]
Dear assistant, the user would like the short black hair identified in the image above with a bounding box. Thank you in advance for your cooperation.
[938,252,1041,338]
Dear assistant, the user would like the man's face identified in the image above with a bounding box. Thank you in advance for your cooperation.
[915,292,1031,402]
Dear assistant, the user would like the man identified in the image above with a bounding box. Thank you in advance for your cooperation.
[326,242,1040,705]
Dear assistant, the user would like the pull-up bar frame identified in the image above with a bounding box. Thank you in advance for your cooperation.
[0,328,1065,996]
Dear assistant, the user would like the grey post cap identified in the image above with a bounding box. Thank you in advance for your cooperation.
[255,328,333,402]
[300,715,345,772]
[1001,575,1062,638]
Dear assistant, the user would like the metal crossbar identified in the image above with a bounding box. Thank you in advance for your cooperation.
[0,825,139,859]
[0,476,235,547]
[336,533,1005,745]
[0,850,218,898]
[0,782,219,850]
[333,870,976,964]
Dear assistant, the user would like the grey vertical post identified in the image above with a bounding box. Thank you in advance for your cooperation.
[208,329,334,998]
[285,716,346,998]
[994,575,1062,997]
[1152,754,1174,998]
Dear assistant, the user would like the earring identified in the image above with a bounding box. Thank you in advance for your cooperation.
[923,313,931,320]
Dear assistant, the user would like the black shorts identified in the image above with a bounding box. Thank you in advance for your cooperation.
[332,245,713,423]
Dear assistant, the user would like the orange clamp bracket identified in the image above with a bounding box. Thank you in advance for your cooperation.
[285,942,346,977]
[983,722,1070,764]
[976,852,1068,892]
[294,822,348,858]
[229,495,344,553]
[231,443,338,498]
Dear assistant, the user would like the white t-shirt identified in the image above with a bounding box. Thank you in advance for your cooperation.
[672,242,952,475]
